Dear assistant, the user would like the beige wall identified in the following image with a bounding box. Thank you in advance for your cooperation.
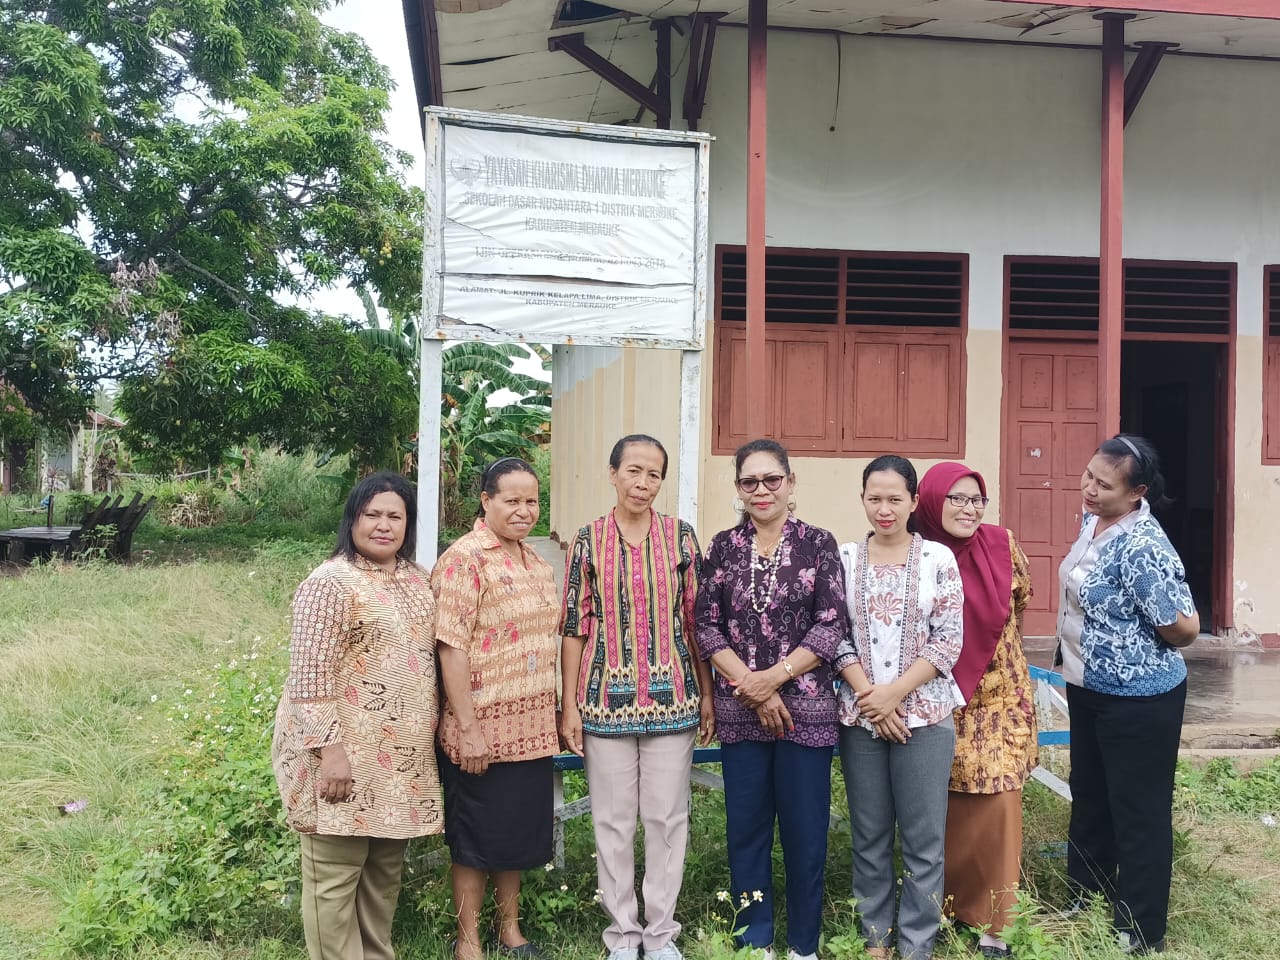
[549,344,682,544]
[1230,336,1280,641]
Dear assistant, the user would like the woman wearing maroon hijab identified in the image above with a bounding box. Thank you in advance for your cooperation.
[916,463,1038,959]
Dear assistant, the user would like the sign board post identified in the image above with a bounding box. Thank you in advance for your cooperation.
[418,108,712,566]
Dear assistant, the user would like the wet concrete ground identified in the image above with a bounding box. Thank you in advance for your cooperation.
[1023,637,1280,733]
[530,538,1280,739]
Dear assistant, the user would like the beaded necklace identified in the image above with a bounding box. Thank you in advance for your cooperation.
[748,532,783,614]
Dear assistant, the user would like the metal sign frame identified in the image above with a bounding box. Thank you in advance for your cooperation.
[417,108,712,565]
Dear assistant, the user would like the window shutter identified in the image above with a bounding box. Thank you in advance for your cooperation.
[712,245,966,457]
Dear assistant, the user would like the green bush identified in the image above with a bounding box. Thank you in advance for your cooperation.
[223,449,347,531]
[1176,757,1280,817]
[54,635,298,953]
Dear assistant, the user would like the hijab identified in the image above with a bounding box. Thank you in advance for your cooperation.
[915,462,1014,702]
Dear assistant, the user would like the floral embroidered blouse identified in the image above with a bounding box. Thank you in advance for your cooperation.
[695,516,847,748]
[560,509,703,738]
[835,535,965,733]
[271,555,443,838]
[432,520,560,763]
[1056,499,1194,697]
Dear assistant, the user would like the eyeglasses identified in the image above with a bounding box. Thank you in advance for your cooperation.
[737,474,786,494]
[945,494,990,509]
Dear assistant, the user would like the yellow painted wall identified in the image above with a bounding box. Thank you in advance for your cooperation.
[1230,336,1280,640]
[549,346,682,544]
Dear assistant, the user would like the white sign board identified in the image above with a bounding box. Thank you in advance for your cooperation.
[423,109,711,349]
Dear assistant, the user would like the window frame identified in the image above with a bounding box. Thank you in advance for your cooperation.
[1265,265,1280,465]
[711,244,968,458]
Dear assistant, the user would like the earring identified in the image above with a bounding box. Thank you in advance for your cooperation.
[732,497,745,514]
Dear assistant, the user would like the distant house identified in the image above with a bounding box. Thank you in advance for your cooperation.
[39,410,125,493]
[403,1,1280,644]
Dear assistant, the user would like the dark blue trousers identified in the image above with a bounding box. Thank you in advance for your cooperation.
[721,739,834,955]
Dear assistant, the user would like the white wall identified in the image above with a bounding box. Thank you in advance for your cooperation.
[699,29,1280,328]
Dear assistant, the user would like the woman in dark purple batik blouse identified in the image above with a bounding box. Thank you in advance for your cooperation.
[695,438,848,960]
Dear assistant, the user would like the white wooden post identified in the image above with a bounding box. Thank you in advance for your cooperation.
[677,349,702,524]
[418,339,444,569]
[417,110,445,568]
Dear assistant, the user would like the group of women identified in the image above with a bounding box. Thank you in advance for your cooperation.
[271,429,1197,960]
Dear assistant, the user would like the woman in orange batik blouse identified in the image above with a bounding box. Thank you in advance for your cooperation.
[433,457,560,960]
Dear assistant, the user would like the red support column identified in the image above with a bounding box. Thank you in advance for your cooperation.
[1097,13,1130,439]
[746,0,769,437]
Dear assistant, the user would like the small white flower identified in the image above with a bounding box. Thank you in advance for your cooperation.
[544,862,555,872]
[150,694,158,703]
[716,891,730,903]
[559,884,568,892]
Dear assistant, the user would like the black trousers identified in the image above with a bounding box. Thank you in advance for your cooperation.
[1066,680,1186,949]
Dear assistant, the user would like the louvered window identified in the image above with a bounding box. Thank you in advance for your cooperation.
[1007,258,1232,338]
[713,246,966,457]
[1265,266,1280,464]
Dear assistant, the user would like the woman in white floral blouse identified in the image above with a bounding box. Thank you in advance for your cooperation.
[835,455,964,960]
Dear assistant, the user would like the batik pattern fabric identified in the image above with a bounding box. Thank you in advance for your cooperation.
[694,516,847,748]
[560,509,702,738]
[835,534,965,733]
[1068,501,1194,697]
[432,520,559,761]
[271,555,443,838]
[950,530,1039,794]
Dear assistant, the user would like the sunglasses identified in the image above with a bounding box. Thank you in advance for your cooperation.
[945,494,990,509]
[737,474,787,494]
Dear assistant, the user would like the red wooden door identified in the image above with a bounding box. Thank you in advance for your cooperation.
[1003,341,1100,636]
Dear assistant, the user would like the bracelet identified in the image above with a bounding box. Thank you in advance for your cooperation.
[781,659,794,679]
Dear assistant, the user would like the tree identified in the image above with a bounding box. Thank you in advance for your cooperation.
[438,342,551,531]
[1,1,423,467]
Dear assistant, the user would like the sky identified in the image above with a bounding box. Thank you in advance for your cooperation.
[316,3,425,321]
[319,4,546,383]
[321,3,426,188]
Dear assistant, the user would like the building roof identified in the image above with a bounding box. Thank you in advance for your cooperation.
[404,0,1280,125]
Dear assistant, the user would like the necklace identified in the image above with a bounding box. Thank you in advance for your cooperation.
[748,532,783,614]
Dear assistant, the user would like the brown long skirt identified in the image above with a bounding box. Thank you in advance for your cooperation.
[944,789,1024,934]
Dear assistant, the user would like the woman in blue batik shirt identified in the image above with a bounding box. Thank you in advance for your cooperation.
[1056,434,1199,956]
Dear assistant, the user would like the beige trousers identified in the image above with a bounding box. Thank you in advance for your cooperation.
[583,730,696,952]
[299,833,408,960]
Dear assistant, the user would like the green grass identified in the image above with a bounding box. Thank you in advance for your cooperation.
[1,536,1279,959]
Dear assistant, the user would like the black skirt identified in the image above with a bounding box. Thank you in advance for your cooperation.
[438,749,554,871]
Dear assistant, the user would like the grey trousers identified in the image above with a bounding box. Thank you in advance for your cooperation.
[840,719,955,960]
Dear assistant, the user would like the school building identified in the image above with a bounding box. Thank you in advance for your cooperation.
[403,1,1280,642]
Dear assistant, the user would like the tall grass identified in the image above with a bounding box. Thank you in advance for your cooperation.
[1,538,1278,957]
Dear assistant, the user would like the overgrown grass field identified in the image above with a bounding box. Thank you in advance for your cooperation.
[1,512,1279,959]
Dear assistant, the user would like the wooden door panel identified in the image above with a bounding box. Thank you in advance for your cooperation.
[1004,341,1098,636]
[1016,421,1054,477]
[903,343,952,442]
[1017,354,1054,410]
[1064,356,1100,413]
[776,335,839,452]
[849,341,900,442]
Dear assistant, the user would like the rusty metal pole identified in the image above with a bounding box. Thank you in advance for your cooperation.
[746,0,769,437]
[1098,13,1131,439]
